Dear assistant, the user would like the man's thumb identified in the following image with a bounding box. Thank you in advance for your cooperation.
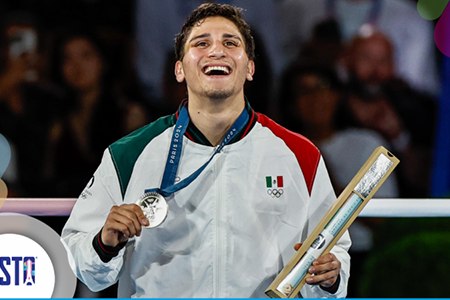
[294,243,302,251]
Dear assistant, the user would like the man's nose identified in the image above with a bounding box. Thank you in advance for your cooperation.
[208,41,226,59]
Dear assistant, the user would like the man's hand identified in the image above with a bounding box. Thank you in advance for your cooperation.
[101,204,148,247]
[294,243,341,289]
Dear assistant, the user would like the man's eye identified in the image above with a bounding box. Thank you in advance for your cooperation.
[196,42,208,47]
[225,41,237,46]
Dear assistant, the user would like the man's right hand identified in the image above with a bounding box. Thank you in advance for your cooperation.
[101,204,148,247]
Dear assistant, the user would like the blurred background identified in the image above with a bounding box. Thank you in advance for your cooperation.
[0,0,449,297]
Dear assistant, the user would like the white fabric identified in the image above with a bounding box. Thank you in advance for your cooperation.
[62,119,351,298]
[278,0,439,96]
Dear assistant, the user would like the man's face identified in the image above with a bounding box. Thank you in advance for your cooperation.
[63,38,103,91]
[295,74,339,127]
[349,36,394,86]
[175,16,254,101]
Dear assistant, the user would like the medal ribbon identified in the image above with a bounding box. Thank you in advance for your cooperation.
[145,103,249,197]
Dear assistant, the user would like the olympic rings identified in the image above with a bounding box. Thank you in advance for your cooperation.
[267,188,284,198]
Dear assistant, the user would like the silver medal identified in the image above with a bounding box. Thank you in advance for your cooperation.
[136,192,169,228]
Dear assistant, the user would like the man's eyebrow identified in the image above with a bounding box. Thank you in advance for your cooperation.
[189,33,211,43]
[189,33,243,43]
[223,33,242,41]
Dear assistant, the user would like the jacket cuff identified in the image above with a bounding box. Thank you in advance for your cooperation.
[92,228,127,263]
[320,274,340,294]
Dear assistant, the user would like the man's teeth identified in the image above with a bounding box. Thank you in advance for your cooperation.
[204,66,230,75]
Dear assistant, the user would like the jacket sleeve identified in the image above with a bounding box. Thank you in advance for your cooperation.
[300,156,352,298]
[61,149,126,292]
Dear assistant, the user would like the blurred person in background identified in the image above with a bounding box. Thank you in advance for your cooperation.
[342,28,437,197]
[46,32,149,199]
[297,18,344,68]
[0,11,64,197]
[278,0,439,96]
[46,32,150,298]
[278,63,399,297]
[242,28,273,116]
[160,50,188,116]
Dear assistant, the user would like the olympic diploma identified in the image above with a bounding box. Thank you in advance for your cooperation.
[265,146,400,298]
[136,192,169,228]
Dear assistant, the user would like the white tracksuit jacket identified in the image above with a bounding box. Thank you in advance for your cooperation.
[62,107,351,298]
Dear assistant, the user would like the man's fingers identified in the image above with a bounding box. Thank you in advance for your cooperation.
[109,204,145,236]
[115,204,149,227]
[130,204,149,227]
[101,220,132,247]
[309,253,340,275]
[308,260,339,276]
[314,253,336,265]
[106,204,145,238]
[294,243,302,251]
[102,204,149,247]
[305,252,341,287]
[109,210,139,237]
[305,271,339,287]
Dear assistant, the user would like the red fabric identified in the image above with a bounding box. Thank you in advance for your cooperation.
[185,131,194,142]
[277,176,284,187]
[257,113,320,196]
[97,232,118,255]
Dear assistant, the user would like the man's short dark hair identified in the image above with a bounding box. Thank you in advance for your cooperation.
[175,3,255,61]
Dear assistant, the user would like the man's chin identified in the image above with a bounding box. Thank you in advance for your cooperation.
[204,88,234,100]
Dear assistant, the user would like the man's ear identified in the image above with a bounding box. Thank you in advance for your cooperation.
[246,60,255,81]
[175,61,185,83]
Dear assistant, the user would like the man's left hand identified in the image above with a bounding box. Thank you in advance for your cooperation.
[294,243,341,288]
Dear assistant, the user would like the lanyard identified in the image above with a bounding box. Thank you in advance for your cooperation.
[145,102,249,197]
[326,0,383,25]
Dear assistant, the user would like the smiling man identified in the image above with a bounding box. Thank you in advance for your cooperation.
[62,3,351,298]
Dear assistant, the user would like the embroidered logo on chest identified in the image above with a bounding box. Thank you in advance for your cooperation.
[266,176,284,198]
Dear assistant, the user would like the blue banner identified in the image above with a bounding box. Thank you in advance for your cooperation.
[431,55,450,197]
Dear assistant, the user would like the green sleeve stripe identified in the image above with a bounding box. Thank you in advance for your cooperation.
[108,114,176,198]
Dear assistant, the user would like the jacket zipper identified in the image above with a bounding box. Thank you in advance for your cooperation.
[213,151,225,297]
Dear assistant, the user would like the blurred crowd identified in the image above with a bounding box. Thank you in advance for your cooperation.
[0,0,442,298]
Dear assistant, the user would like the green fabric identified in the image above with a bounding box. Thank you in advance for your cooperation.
[108,114,176,198]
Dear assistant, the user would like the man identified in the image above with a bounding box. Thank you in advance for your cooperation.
[62,3,350,298]
[278,0,439,96]
[343,28,436,198]
[134,0,284,102]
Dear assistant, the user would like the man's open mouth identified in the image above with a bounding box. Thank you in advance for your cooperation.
[203,65,231,76]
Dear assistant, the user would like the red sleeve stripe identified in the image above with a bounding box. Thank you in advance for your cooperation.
[256,113,320,196]
[97,233,119,255]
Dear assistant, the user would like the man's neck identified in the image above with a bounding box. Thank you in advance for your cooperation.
[187,94,246,146]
